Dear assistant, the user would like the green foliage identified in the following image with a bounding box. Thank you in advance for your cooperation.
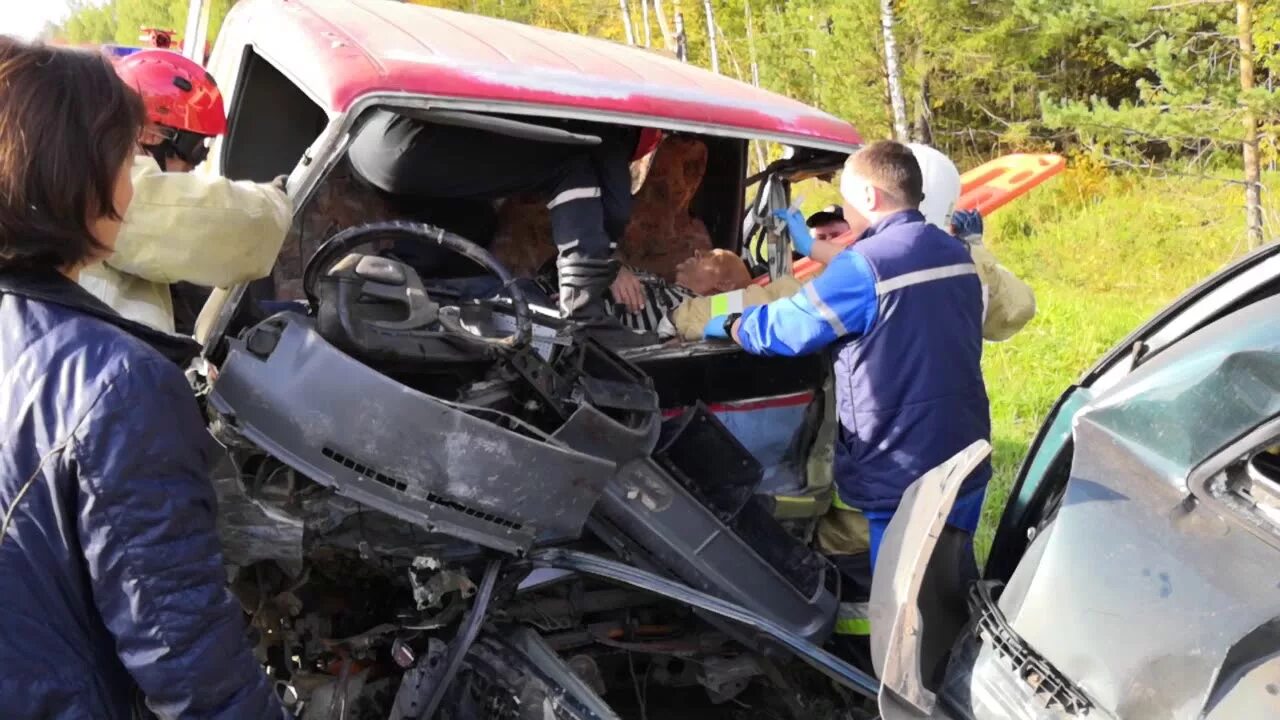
[51,1,238,50]
[408,0,630,43]
[974,164,1278,558]
[62,1,119,44]
[406,0,1276,167]
[1039,0,1279,161]
[51,0,1275,168]
[113,0,181,45]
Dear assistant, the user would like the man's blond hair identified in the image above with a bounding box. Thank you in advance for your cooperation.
[705,249,752,290]
[844,140,924,209]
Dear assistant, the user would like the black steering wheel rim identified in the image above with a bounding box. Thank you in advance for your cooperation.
[302,220,533,351]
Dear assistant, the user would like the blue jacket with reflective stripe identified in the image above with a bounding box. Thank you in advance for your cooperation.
[737,210,991,511]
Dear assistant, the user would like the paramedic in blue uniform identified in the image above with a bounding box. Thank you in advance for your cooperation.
[705,139,991,578]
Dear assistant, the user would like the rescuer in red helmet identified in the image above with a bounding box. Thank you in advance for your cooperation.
[79,50,292,336]
[120,48,227,172]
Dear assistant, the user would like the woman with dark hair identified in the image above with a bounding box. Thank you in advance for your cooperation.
[0,37,287,719]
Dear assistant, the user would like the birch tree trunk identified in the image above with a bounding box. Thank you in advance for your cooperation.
[879,0,910,142]
[653,0,677,53]
[703,0,719,73]
[642,0,652,47]
[913,45,932,145]
[619,0,636,45]
[744,0,767,172]
[1238,0,1265,248]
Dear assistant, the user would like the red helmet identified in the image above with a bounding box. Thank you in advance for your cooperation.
[114,50,227,137]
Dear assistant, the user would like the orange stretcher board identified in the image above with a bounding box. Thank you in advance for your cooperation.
[755,152,1066,286]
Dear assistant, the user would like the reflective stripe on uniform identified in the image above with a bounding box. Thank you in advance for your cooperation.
[831,491,854,511]
[708,289,746,316]
[874,263,976,295]
[834,601,870,636]
[805,283,848,335]
[547,186,602,209]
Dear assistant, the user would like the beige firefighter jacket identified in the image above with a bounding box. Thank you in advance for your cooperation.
[672,245,1035,342]
[79,155,292,334]
[670,276,802,341]
[968,243,1036,342]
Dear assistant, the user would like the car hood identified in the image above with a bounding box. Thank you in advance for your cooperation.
[995,295,1280,718]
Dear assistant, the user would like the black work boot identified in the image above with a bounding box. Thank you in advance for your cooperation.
[557,257,656,349]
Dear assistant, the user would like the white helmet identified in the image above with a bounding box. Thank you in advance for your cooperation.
[907,142,962,230]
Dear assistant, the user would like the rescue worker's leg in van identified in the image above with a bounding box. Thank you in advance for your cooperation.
[547,127,655,345]
[816,486,987,673]
[549,128,653,346]
[591,125,638,245]
[817,503,875,673]
[547,153,617,326]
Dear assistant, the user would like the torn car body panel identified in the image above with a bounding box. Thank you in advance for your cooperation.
[208,313,626,554]
[879,295,1280,720]
[989,241,1280,579]
[994,297,1280,719]
[870,441,991,719]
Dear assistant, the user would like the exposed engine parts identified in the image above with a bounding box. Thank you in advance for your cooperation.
[409,557,475,613]
[204,222,876,718]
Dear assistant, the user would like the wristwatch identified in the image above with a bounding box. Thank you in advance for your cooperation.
[723,313,742,338]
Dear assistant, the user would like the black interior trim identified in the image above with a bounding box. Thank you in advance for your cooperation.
[222,48,327,182]
[633,351,825,409]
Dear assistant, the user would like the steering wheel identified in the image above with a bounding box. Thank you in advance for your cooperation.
[302,220,533,351]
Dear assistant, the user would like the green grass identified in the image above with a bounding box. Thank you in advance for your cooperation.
[974,167,1268,557]
[797,164,1273,559]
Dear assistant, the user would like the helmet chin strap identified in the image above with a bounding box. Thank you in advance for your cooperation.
[144,142,173,170]
[143,133,207,170]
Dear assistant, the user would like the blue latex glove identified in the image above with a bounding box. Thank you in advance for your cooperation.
[951,209,984,245]
[704,314,731,340]
[772,208,815,257]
